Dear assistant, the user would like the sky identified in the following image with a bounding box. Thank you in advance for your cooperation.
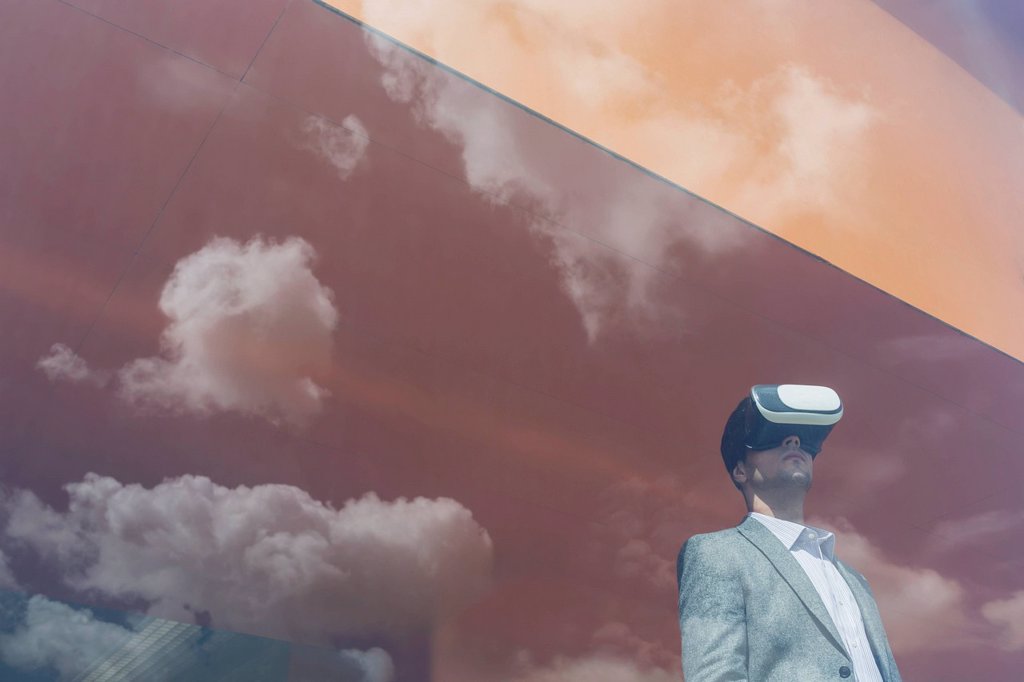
[873,0,1024,113]
[1,1,1023,681]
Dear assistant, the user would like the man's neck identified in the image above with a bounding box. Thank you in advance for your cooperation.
[748,494,805,524]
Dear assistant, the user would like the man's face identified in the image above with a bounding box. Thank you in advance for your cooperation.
[737,434,814,493]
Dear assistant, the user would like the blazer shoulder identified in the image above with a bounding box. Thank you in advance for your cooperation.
[679,526,746,554]
[677,527,747,580]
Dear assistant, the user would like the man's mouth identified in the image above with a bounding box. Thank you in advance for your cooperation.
[783,453,804,463]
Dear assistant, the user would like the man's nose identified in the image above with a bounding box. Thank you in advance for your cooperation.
[782,435,801,450]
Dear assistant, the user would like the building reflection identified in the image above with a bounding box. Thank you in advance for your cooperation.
[0,590,385,681]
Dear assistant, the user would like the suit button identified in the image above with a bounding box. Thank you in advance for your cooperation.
[839,666,851,678]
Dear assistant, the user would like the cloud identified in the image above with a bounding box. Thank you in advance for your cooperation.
[36,343,109,387]
[357,0,880,223]
[589,476,686,599]
[289,643,396,682]
[302,114,370,179]
[365,15,876,340]
[612,537,676,594]
[36,236,338,427]
[815,517,976,654]
[0,550,17,589]
[136,52,228,114]
[368,36,739,341]
[2,473,493,646]
[338,647,395,682]
[928,509,1024,554]
[2,489,90,568]
[508,654,677,682]
[808,446,909,515]
[116,236,338,426]
[727,65,878,221]
[563,478,683,672]
[981,591,1024,651]
[0,595,135,681]
[590,621,675,671]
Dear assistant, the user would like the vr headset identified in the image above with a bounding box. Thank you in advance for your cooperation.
[742,384,843,456]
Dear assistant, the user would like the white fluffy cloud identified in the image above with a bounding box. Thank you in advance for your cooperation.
[39,236,339,427]
[290,643,396,682]
[36,343,109,387]
[981,591,1024,651]
[302,114,370,179]
[0,596,135,680]
[38,236,335,421]
[814,517,975,654]
[365,20,875,340]
[727,65,878,220]
[339,647,395,682]
[117,236,338,426]
[2,474,493,646]
[359,0,879,222]
[369,36,735,341]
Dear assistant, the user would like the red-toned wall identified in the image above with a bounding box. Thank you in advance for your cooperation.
[1,1,1022,680]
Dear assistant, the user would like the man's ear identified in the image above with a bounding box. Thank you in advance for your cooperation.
[732,460,747,486]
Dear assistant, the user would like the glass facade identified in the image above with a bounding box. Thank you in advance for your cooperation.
[1,1,1022,680]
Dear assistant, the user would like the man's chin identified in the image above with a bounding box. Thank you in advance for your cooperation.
[782,472,812,490]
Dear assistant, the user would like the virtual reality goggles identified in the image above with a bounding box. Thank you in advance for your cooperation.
[722,384,843,472]
[744,384,843,454]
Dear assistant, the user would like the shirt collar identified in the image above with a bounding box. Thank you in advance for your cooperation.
[748,512,836,561]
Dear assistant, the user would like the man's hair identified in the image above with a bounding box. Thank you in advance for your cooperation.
[721,397,751,492]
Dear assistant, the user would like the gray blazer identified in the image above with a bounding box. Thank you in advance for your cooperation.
[677,516,902,682]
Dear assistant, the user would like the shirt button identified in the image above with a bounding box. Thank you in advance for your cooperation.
[839,665,852,678]
[807,532,817,539]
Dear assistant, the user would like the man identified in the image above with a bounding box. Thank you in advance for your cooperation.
[677,385,901,681]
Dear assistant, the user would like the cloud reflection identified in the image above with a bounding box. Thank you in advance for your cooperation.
[39,236,339,427]
[361,3,878,340]
[301,114,371,180]
[2,473,493,647]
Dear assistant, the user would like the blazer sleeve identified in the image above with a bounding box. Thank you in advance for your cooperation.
[678,536,749,681]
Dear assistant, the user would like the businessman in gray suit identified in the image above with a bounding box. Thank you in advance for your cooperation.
[677,385,902,681]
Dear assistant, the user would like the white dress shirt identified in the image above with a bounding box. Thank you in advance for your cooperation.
[749,513,883,682]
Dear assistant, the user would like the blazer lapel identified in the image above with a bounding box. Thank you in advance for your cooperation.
[737,517,847,655]
[836,560,892,679]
